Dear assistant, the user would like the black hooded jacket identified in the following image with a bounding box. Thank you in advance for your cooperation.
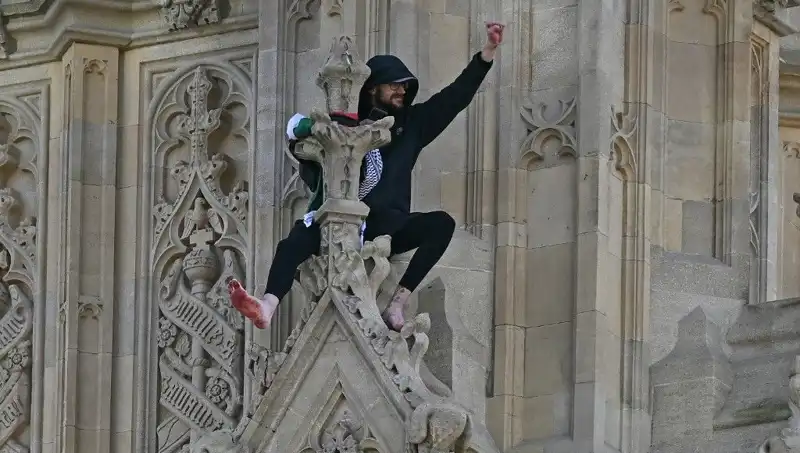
[357,51,493,231]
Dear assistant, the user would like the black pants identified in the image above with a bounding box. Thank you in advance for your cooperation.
[264,210,456,300]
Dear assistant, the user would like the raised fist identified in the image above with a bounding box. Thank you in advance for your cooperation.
[485,22,505,48]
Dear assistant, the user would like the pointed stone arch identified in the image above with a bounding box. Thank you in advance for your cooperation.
[0,85,47,453]
[137,59,254,453]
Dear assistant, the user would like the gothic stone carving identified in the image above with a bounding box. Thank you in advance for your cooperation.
[298,406,383,453]
[190,35,498,453]
[296,110,393,203]
[155,0,221,31]
[609,104,638,179]
[0,95,42,453]
[519,96,577,166]
[291,36,489,453]
[245,343,286,415]
[757,0,798,12]
[316,36,370,114]
[151,64,251,453]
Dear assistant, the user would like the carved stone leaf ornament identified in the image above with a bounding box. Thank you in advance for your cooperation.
[0,286,33,453]
[609,105,638,179]
[150,62,252,453]
[316,36,371,113]
[0,95,41,453]
[296,408,383,453]
[156,0,221,31]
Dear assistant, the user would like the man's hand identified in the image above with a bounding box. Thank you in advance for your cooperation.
[481,22,505,62]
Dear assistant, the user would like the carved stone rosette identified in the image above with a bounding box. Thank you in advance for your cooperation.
[151,64,251,452]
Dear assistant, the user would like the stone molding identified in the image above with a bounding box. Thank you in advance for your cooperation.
[0,0,256,69]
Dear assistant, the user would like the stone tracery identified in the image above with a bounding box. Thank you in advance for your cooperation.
[151,64,251,452]
[0,96,40,453]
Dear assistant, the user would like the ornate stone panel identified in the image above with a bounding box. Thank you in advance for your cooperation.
[146,61,252,453]
[0,86,46,453]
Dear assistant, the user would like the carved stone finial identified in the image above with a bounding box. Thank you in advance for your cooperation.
[316,36,370,113]
[758,0,794,12]
[293,36,395,254]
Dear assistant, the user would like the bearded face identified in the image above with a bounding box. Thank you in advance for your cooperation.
[370,82,408,111]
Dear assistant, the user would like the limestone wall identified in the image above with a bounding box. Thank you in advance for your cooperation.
[2,1,800,453]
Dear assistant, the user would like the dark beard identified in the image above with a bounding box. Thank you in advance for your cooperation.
[373,93,405,116]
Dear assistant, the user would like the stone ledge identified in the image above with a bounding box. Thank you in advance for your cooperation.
[726,297,800,347]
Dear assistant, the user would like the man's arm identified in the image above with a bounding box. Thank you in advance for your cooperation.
[414,23,503,150]
[414,51,493,149]
[285,113,322,192]
[286,113,314,142]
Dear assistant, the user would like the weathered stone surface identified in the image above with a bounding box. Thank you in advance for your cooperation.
[5,2,800,453]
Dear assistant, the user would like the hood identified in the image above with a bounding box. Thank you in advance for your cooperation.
[358,54,419,121]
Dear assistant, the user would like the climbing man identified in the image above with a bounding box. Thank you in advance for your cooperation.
[229,21,505,331]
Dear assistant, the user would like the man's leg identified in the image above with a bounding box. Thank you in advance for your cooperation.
[381,210,456,330]
[228,220,320,329]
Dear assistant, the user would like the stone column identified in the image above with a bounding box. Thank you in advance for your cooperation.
[53,43,119,453]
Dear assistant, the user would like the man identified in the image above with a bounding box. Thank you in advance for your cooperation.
[229,22,505,331]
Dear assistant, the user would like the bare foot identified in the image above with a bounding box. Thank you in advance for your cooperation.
[382,287,410,332]
[382,304,405,331]
[227,278,277,329]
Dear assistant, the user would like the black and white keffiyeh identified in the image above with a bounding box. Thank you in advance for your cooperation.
[358,149,383,200]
